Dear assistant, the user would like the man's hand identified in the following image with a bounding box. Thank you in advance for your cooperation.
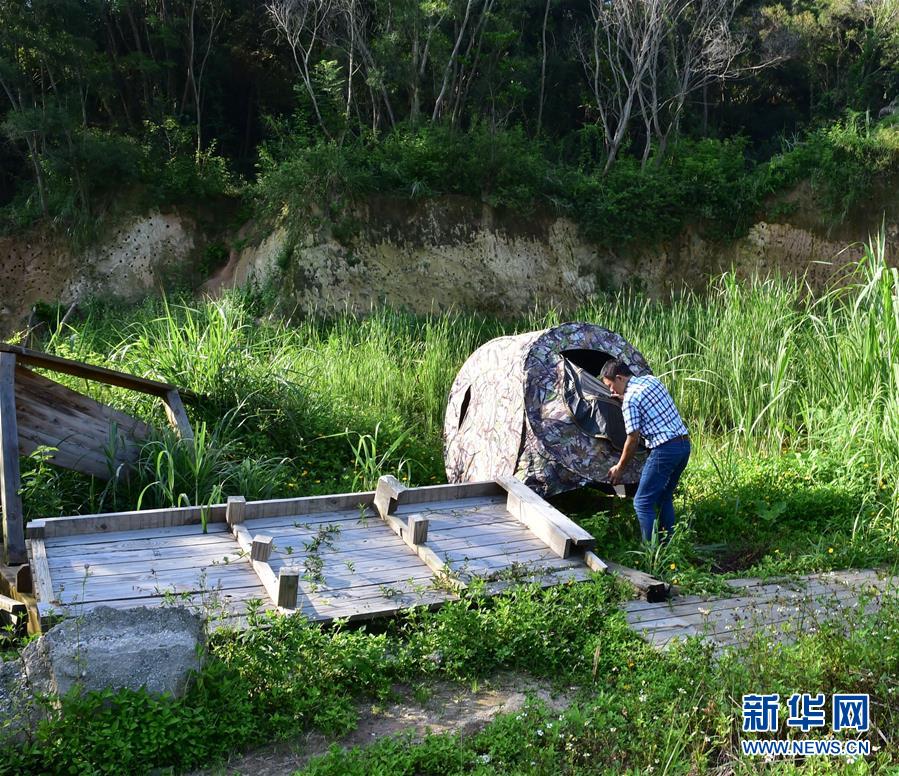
[608,463,623,485]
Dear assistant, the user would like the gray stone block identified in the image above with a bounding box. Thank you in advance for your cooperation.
[0,658,39,739]
[21,606,204,699]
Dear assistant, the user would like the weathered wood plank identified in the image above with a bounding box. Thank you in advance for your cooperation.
[501,481,572,559]
[583,551,609,573]
[29,537,57,604]
[497,476,596,548]
[606,562,668,602]
[0,342,195,400]
[15,366,151,479]
[244,491,377,520]
[0,593,26,616]
[624,577,889,626]
[0,352,26,564]
[162,389,194,441]
[32,503,227,539]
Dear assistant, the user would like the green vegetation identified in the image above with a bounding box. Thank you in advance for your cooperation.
[0,245,897,771]
[3,1,899,246]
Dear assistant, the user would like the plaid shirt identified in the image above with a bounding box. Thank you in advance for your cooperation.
[621,375,688,448]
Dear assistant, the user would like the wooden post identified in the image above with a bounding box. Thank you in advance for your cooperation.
[407,515,428,545]
[226,496,246,528]
[0,353,25,565]
[162,389,194,442]
[277,567,300,609]
[251,535,273,562]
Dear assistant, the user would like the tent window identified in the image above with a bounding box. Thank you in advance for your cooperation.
[458,386,472,429]
[560,348,612,377]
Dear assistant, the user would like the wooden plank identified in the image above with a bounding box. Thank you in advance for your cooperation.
[502,483,572,559]
[231,523,295,611]
[226,496,246,527]
[251,535,273,562]
[14,366,152,479]
[32,503,227,539]
[583,551,609,573]
[0,342,196,401]
[277,567,300,608]
[0,593,26,616]
[29,537,57,604]
[606,561,668,602]
[244,491,377,520]
[375,476,504,515]
[624,577,887,625]
[44,521,231,549]
[247,502,516,536]
[497,476,595,548]
[162,389,194,441]
[0,352,26,564]
[371,496,465,590]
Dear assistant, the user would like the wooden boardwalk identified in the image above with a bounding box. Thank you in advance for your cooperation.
[624,569,898,650]
[25,476,610,629]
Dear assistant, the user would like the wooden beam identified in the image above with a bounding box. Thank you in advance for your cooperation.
[231,523,300,611]
[29,537,56,605]
[0,352,26,564]
[251,535,273,562]
[499,479,573,559]
[0,593,26,616]
[583,551,609,573]
[226,496,246,527]
[373,481,463,588]
[498,476,596,548]
[26,503,228,539]
[0,342,197,402]
[161,389,194,441]
[243,491,377,520]
[606,561,668,602]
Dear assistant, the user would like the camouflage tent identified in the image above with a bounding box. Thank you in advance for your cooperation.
[444,322,652,497]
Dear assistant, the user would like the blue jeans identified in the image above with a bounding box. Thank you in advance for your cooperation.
[633,437,691,542]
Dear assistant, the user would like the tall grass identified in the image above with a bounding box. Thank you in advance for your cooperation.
[25,238,899,541]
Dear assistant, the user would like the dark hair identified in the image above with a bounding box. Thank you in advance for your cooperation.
[599,359,634,381]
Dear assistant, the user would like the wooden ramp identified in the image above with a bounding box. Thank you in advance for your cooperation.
[24,476,617,630]
[624,569,899,650]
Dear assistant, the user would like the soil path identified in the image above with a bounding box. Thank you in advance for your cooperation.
[193,672,575,776]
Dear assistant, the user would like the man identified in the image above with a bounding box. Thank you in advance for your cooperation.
[599,359,690,543]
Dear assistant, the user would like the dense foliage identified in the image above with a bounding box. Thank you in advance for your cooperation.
[3,0,899,243]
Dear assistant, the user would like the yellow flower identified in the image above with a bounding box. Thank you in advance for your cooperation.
[672,578,679,584]
[774,549,780,554]
[669,563,677,570]
[828,547,834,554]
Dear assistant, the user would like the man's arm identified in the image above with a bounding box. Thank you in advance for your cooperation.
[608,431,641,485]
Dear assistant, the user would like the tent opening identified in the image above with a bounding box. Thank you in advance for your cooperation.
[562,353,627,449]
[560,348,613,377]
